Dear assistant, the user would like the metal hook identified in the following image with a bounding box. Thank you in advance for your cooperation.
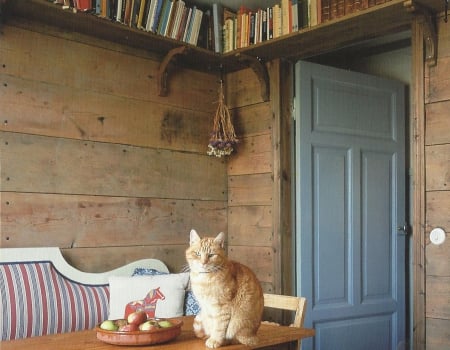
[219,63,224,84]
[445,0,448,23]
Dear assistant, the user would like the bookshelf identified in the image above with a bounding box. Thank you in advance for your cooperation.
[6,0,445,95]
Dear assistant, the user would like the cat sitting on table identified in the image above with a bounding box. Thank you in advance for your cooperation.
[185,229,264,349]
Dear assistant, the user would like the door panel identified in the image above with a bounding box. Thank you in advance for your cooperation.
[295,61,406,350]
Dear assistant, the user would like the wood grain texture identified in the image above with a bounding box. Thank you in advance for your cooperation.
[61,245,190,273]
[0,25,217,111]
[426,276,450,319]
[426,318,450,350]
[1,192,226,249]
[412,18,427,350]
[227,133,273,175]
[232,103,273,137]
[426,241,450,277]
[228,206,273,246]
[0,132,226,200]
[0,24,226,275]
[228,174,273,206]
[424,14,450,349]
[426,191,450,233]
[0,74,212,152]
[425,144,450,191]
[228,245,274,284]
[425,100,450,145]
[0,316,315,350]
[225,66,266,108]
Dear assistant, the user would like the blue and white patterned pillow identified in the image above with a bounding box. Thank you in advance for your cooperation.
[132,268,166,276]
[184,290,200,315]
[132,268,200,316]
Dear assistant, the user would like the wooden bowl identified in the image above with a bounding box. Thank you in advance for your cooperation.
[96,318,183,346]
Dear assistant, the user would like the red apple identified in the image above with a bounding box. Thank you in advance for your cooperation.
[118,323,139,332]
[127,310,147,325]
[139,320,159,331]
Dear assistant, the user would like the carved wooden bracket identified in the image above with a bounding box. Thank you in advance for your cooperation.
[157,46,189,97]
[235,53,270,102]
[423,11,438,66]
[404,0,438,66]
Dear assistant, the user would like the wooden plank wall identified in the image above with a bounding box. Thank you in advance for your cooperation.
[0,22,227,273]
[224,60,290,294]
[424,14,450,350]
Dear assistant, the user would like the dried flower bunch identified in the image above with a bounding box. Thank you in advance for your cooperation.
[207,80,238,157]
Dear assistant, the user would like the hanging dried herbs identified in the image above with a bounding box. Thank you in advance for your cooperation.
[207,80,238,157]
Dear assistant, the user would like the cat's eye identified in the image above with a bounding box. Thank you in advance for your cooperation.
[208,254,215,258]
[195,251,201,256]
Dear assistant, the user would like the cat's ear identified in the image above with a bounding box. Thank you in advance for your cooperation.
[214,232,226,248]
[190,229,201,246]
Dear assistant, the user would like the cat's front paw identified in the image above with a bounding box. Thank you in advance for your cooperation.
[193,316,206,338]
[205,337,223,348]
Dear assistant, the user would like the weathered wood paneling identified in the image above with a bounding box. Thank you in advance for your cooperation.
[426,100,450,145]
[0,74,212,152]
[223,61,279,294]
[0,23,226,273]
[1,132,226,200]
[0,25,217,111]
[1,192,226,248]
[228,133,273,175]
[426,57,450,103]
[225,67,266,109]
[426,241,450,277]
[426,276,450,319]
[232,103,273,137]
[228,174,273,207]
[61,245,190,273]
[426,191,450,232]
[425,14,450,349]
[228,206,273,246]
[426,318,450,350]
[228,246,274,284]
[425,144,450,191]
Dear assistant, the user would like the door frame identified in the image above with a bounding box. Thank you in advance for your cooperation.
[274,18,427,350]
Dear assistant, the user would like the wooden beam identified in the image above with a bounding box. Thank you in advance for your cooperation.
[411,17,426,350]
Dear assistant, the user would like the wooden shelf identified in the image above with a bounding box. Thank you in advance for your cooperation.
[8,0,445,73]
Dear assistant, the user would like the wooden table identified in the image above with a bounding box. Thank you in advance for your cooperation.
[1,316,315,350]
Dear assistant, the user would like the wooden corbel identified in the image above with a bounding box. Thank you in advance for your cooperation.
[157,46,188,97]
[404,0,438,66]
[235,53,270,102]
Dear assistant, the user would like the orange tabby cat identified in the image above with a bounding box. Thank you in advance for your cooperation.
[185,229,264,348]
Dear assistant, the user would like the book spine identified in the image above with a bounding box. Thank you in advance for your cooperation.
[268,6,273,40]
[320,0,330,23]
[212,3,223,53]
[249,11,255,45]
[337,0,345,17]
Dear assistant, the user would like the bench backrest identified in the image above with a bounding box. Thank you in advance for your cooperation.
[0,247,169,340]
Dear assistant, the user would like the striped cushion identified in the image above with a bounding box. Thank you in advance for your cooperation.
[0,262,109,340]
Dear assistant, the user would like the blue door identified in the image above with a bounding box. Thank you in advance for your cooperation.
[295,61,406,350]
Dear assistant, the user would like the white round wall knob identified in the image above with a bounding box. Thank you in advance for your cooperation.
[430,227,446,245]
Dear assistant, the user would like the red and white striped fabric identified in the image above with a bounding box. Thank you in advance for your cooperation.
[0,261,109,340]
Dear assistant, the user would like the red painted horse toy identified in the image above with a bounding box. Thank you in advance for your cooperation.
[124,287,166,318]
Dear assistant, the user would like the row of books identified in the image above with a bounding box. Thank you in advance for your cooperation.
[51,0,393,53]
[318,0,393,23]
[52,0,209,47]
[213,0,309,54]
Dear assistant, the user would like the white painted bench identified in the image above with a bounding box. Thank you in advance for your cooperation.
[0,247,169,340]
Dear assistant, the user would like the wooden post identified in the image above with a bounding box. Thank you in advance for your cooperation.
[411,16,426,350]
